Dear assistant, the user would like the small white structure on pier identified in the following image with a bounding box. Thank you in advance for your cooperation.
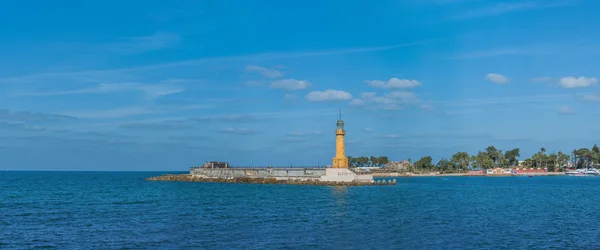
[319,168,373,183]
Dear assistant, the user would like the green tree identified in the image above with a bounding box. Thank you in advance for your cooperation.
[547,153,558,172]
[474,151,494,169]
[377,156,389,167]
[528,147,551,169]
[451,152,470,171]
[523,158,533,167]
[437,158,453,172]
[531,151,545,168]
[557,151,570,171]
[414,156,434,171]
[369,156,377,167]
[571,149,579,168]
[575,148,592,168]
[592,144,600,166]
[357,156,369,167]
[485,146,499,164]
[540,148,548,168]
[485,146,506,167]
[504,148,520,167]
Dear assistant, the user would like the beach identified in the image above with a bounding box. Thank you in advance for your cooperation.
[369,172,566,177]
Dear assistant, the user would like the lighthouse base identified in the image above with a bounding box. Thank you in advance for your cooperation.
[319,168,374,183]
[332,157,348,168]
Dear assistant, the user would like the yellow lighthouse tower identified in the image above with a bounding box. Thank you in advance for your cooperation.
[332,109,348,168]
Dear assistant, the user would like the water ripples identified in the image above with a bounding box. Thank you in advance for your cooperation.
[2,172,600,249]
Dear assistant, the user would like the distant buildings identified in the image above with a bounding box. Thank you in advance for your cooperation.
[486,168,513,175]
[484,167,548,175]
[513,167,548,174]
[467,167,549,176]
[466,170,484,176]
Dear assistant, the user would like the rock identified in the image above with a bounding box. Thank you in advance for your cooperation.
[146,174,380,186]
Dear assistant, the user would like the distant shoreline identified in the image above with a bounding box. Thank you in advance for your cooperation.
[370,172,565,177]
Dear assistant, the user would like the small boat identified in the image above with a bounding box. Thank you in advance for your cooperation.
[565,168,598,176]
[565,169,586,176]
[584,168,600,176]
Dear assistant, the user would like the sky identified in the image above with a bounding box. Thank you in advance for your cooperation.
[1,0,599,171]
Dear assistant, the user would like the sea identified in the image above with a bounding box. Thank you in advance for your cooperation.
[2,171,600,249]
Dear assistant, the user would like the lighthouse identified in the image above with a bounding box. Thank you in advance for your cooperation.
[320,109,373,183]
[332,109,348,168]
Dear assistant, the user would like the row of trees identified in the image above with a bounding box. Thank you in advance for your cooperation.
[408,144,600,173]
[410,146,521,173]
[521,148,570,171]
[518,145,599,171]
[347,156,389,167]
[572,146,600,169]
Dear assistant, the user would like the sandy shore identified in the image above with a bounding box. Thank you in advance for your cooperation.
[370,172,566,177]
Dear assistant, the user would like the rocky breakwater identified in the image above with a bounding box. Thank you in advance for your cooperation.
[146,174,396,186]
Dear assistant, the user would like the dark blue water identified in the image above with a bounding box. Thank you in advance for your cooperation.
[2,172,600,249]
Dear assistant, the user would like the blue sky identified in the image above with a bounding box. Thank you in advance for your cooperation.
[1,0,599,170]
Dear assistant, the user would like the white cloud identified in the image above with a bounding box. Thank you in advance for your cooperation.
[364,127,373,132]
[580,94,600,103]
[349,99,365,106]
[485,73,509,84]
[360,92,377,99]
[365,78,421,89]
[559,76,597,88]
[558,106,574,115]
[245,65,283,78]
[386,91,417,101]
[372,92,418,104]
[305,89,353,102]
[353,91,421,110]
[19,82,183,99]
[270,79,311,90]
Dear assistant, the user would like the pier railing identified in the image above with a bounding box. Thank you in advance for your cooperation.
[190,166,375,175]
[191,166,328,170]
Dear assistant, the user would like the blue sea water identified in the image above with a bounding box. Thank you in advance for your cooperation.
[2,172,600,249]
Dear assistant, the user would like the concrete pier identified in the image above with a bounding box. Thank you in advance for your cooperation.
[191,167,326,180]
[191,167,374,184]
[146,174,395,186]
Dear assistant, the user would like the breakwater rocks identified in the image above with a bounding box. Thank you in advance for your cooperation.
[146,174,396,186]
